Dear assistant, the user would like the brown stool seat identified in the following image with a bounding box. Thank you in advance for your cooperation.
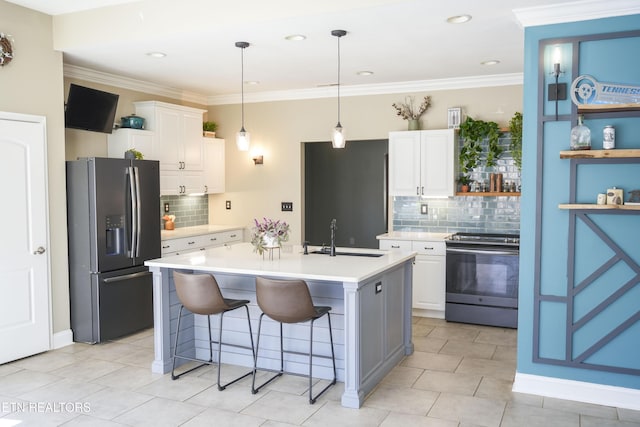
[171,271,255,391]
[251,277,337,404]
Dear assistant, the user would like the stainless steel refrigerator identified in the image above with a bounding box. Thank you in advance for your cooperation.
[66,157,160,343]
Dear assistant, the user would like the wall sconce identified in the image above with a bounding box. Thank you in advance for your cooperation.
[252,155,263,165]
[548,45,567,120]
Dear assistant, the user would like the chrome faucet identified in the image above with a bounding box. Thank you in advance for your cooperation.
[330,218,337,256]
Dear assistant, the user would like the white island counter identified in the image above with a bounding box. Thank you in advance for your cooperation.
[145,243,415,408]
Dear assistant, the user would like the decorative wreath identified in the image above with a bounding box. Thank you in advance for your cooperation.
[0,33,14,66]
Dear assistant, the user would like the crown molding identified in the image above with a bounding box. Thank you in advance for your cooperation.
[64,63,522,107]
[63,64,209,105]
[514,0,640,28]
[207,73,524,106]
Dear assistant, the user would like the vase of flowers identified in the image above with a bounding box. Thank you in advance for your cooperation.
[392,95,432,130]
[251,218,290,255]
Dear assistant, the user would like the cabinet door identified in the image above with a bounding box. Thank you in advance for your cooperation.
[181,170,204,195]
[421,129,455,197]
[155,107,182,171]
[412,254,446,311]
[182,111,204,171]
[159,169,180,196]
[389,131,421,196]
[203,138,225,194]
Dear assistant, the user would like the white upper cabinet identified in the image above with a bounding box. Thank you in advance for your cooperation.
[133,101,206,195]
[202,137,225,194]
[389,129,457,197]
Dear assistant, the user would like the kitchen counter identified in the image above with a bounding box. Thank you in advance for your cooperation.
[160,224,244,240]
[377,231,451,241]
[145,243,416,408]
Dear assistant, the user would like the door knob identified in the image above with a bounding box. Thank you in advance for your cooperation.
[33,246,46,255]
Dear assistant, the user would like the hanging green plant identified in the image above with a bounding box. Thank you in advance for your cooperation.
[459,116,501,169]
[508,112,523,171]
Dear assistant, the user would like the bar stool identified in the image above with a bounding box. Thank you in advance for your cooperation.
[251,277,337,404]
[171,270,255,391]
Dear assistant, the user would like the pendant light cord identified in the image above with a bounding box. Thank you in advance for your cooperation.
[241,45,245,130]
[336,34,341,125]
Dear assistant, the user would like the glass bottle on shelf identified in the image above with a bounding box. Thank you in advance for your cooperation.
[570,115,591,150]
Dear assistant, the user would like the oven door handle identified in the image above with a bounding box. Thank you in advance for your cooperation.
[446,247,519,256]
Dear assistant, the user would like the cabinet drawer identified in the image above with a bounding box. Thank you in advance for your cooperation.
[379,239,412,251]
[220,229,242,244]
[161,235,204,255]
[411,240,445,256]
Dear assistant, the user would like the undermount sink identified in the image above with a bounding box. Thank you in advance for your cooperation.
[310,249,384,257]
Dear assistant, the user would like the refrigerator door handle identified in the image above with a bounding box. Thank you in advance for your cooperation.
[133,166,142,258]
[103,271,152,283]
[128,166,138,259]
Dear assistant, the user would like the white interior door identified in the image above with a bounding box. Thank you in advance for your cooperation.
[0,112,51,364]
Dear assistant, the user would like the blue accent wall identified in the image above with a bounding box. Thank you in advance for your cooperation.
[519,14,640,389]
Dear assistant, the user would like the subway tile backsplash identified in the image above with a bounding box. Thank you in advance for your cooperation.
[392,195,520,234]
[160,195,208,228]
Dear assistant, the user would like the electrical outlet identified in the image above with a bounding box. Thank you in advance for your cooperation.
[421,203,428,214]
[281,202,293,212]
[164,203,170,213]
[225,200,231,210]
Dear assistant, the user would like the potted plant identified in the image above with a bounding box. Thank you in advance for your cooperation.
[203,121,218,138]
[508,112,523,171]
[124,148,143,159]
[392,95,431,130]
[459,116,501,168]
[250,218,290,255]
[457,174,472,192]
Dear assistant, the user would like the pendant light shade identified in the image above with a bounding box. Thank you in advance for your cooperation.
[235,41,250,151]
[331,30,347,149]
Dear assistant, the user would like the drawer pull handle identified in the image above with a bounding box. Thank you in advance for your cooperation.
[230,234,237,238]
[391,245,400,249]
[424,247,434,250]
[210,237,217,241]
[162,245,170,249]
[187,241,196,245]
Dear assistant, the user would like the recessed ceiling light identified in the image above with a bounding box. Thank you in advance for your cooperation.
[446,14,472,24]
[357,71,374,76]
[481,59,500,66]
[285,34,306,41]
[146,52,166,58]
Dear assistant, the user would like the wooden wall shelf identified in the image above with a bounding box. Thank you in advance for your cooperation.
[577,103,640,114]
[558,203,640,210]
[560,149,640,159]
[456,192,521,197]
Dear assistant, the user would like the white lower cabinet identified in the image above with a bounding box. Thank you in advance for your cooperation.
[161,229,242,256]
[379,238,446,318]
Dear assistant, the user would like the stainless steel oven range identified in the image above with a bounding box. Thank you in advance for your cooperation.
[444,232,519,328]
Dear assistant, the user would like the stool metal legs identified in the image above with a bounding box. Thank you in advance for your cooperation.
[251,312,337,404]
[217,305,255,390]
[171,304,255,391]
[309,312,337,403]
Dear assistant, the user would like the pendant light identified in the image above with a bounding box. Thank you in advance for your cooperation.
[331,30,347,149]
[235,41,250,151]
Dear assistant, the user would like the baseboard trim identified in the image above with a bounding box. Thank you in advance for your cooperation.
[513,372,640,411]
[52,329,74,349]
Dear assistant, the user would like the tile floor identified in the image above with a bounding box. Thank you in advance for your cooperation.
[1,317,639,426]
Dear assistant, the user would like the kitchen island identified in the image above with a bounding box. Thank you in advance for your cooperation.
[145,242,416,408]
